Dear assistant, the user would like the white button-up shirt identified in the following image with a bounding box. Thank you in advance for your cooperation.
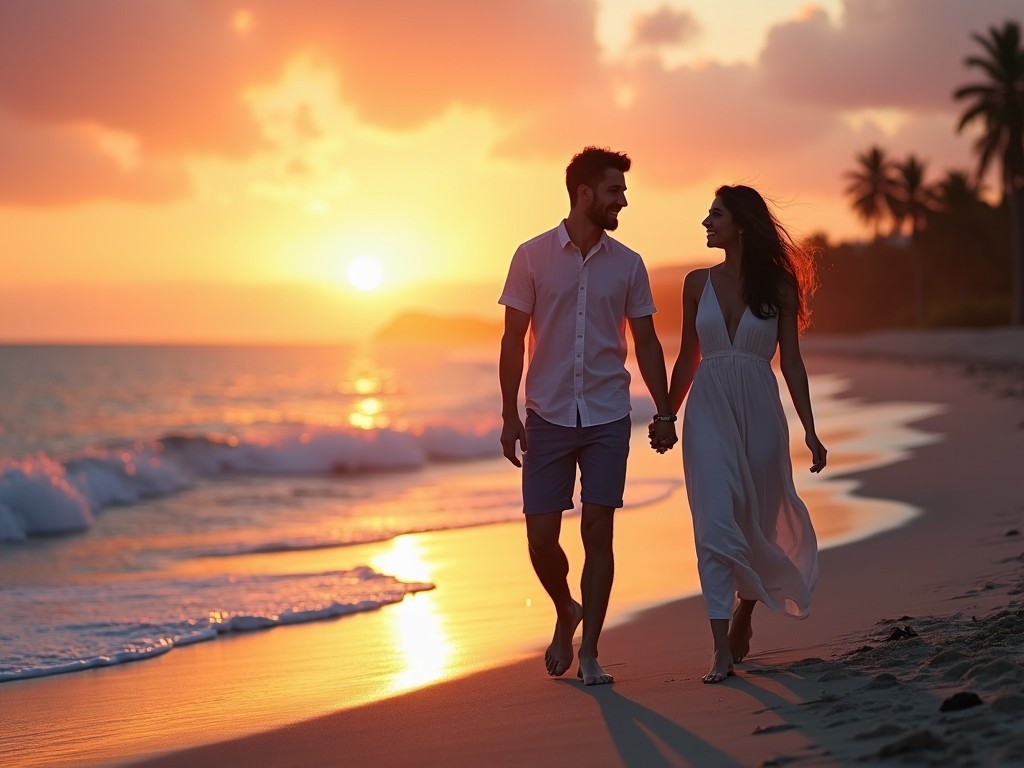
[499,221,657,427]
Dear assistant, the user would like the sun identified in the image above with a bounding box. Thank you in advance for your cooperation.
[347,255,384,292]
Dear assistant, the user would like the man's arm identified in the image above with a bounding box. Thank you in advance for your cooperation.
[628,315,677,451]
[499,306,531,467]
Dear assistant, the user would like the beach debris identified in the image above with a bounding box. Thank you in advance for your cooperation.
[875,729,948,758]
[939,691,983,711]
[883,625,918,641]
[1006,528,1020,537]
[752,723,798,735]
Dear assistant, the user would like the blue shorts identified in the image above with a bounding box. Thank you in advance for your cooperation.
[522,410,631,515]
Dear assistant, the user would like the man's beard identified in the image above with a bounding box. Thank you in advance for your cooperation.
[586,202,618,231]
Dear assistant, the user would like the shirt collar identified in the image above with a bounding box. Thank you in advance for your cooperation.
[557,220,608,260]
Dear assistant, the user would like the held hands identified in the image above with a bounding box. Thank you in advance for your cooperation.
[807,432,827,473]
[648,419,678,454]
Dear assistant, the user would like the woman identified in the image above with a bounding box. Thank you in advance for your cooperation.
[661,185,826,684]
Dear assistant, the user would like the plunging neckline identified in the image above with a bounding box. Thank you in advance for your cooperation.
[707,273,748,347]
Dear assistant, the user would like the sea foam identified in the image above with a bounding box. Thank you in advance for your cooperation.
[0,566,433,682]
[0,421,503,541]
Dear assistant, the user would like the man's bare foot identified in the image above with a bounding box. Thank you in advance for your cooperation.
[544,601,583,676]
[728,608,753,662]
[701,649,734,685]
[577,654,613,686]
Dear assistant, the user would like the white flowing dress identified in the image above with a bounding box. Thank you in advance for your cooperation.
[683,271,819,620]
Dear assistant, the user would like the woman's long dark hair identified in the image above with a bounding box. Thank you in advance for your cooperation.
[715,185,817,333]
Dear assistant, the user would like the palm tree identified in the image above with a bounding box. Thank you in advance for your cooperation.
[888,155,935,324]
[889,155,935,238]
[844,145,897,239]
[928,170,993,303]
[934,169,983,213]
[954,20,1024,325]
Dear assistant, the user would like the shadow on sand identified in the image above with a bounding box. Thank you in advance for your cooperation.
[560,679,744,768]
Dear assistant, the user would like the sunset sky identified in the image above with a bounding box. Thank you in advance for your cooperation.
[1,0,1019,343]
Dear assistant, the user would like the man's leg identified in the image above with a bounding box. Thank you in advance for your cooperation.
[526,511,583,676]
[578,502,615,685]
[575,414,629,685]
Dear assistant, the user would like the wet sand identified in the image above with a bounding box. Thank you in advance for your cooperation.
[4,329,1023,768]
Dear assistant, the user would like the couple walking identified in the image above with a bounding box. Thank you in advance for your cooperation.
[498,146,827,686]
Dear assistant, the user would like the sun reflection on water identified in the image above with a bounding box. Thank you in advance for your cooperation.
[348,396,390,429]
[371,537,452,693]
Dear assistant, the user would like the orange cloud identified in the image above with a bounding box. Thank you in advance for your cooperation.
[0,0,1011,217]
[0,0,603,205]
[0,0,600,149]
[0,108,188,206]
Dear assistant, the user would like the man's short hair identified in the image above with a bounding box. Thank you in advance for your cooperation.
[566,147,631,206]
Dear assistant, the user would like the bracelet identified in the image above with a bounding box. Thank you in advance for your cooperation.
[652,414,677,423]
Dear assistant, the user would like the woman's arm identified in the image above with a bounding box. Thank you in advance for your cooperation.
[777,281,827,473]
[667,270,704,414]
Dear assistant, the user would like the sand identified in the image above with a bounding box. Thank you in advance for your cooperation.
[6,329,1024,768]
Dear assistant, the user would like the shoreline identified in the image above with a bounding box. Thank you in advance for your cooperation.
[122,333,1023,767]
[2,328,1021,767]
[2,375,919,768]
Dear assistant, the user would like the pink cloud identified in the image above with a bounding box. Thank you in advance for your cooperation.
[494,59,839,188]
[0,0,601,150]
[0,1,272,156]
[0,0,603,205]
[759,0,1024,111]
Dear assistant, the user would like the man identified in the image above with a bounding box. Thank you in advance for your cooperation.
[499,146,678,686]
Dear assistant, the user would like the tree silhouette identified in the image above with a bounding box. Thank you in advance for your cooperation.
[844,146,897,239]
[934,169,983,211]
[928,171,995,306]
[889,155,935,238]
[888,155,935,324]
[954,20,1024,324]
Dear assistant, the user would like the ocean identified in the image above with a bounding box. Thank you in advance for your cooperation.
[0,342,941,686]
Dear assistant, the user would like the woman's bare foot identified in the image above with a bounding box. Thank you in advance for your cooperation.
[577,654,614,686]
[728,602,755,662]
[545,600,583,676]
[701,649,734,685]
